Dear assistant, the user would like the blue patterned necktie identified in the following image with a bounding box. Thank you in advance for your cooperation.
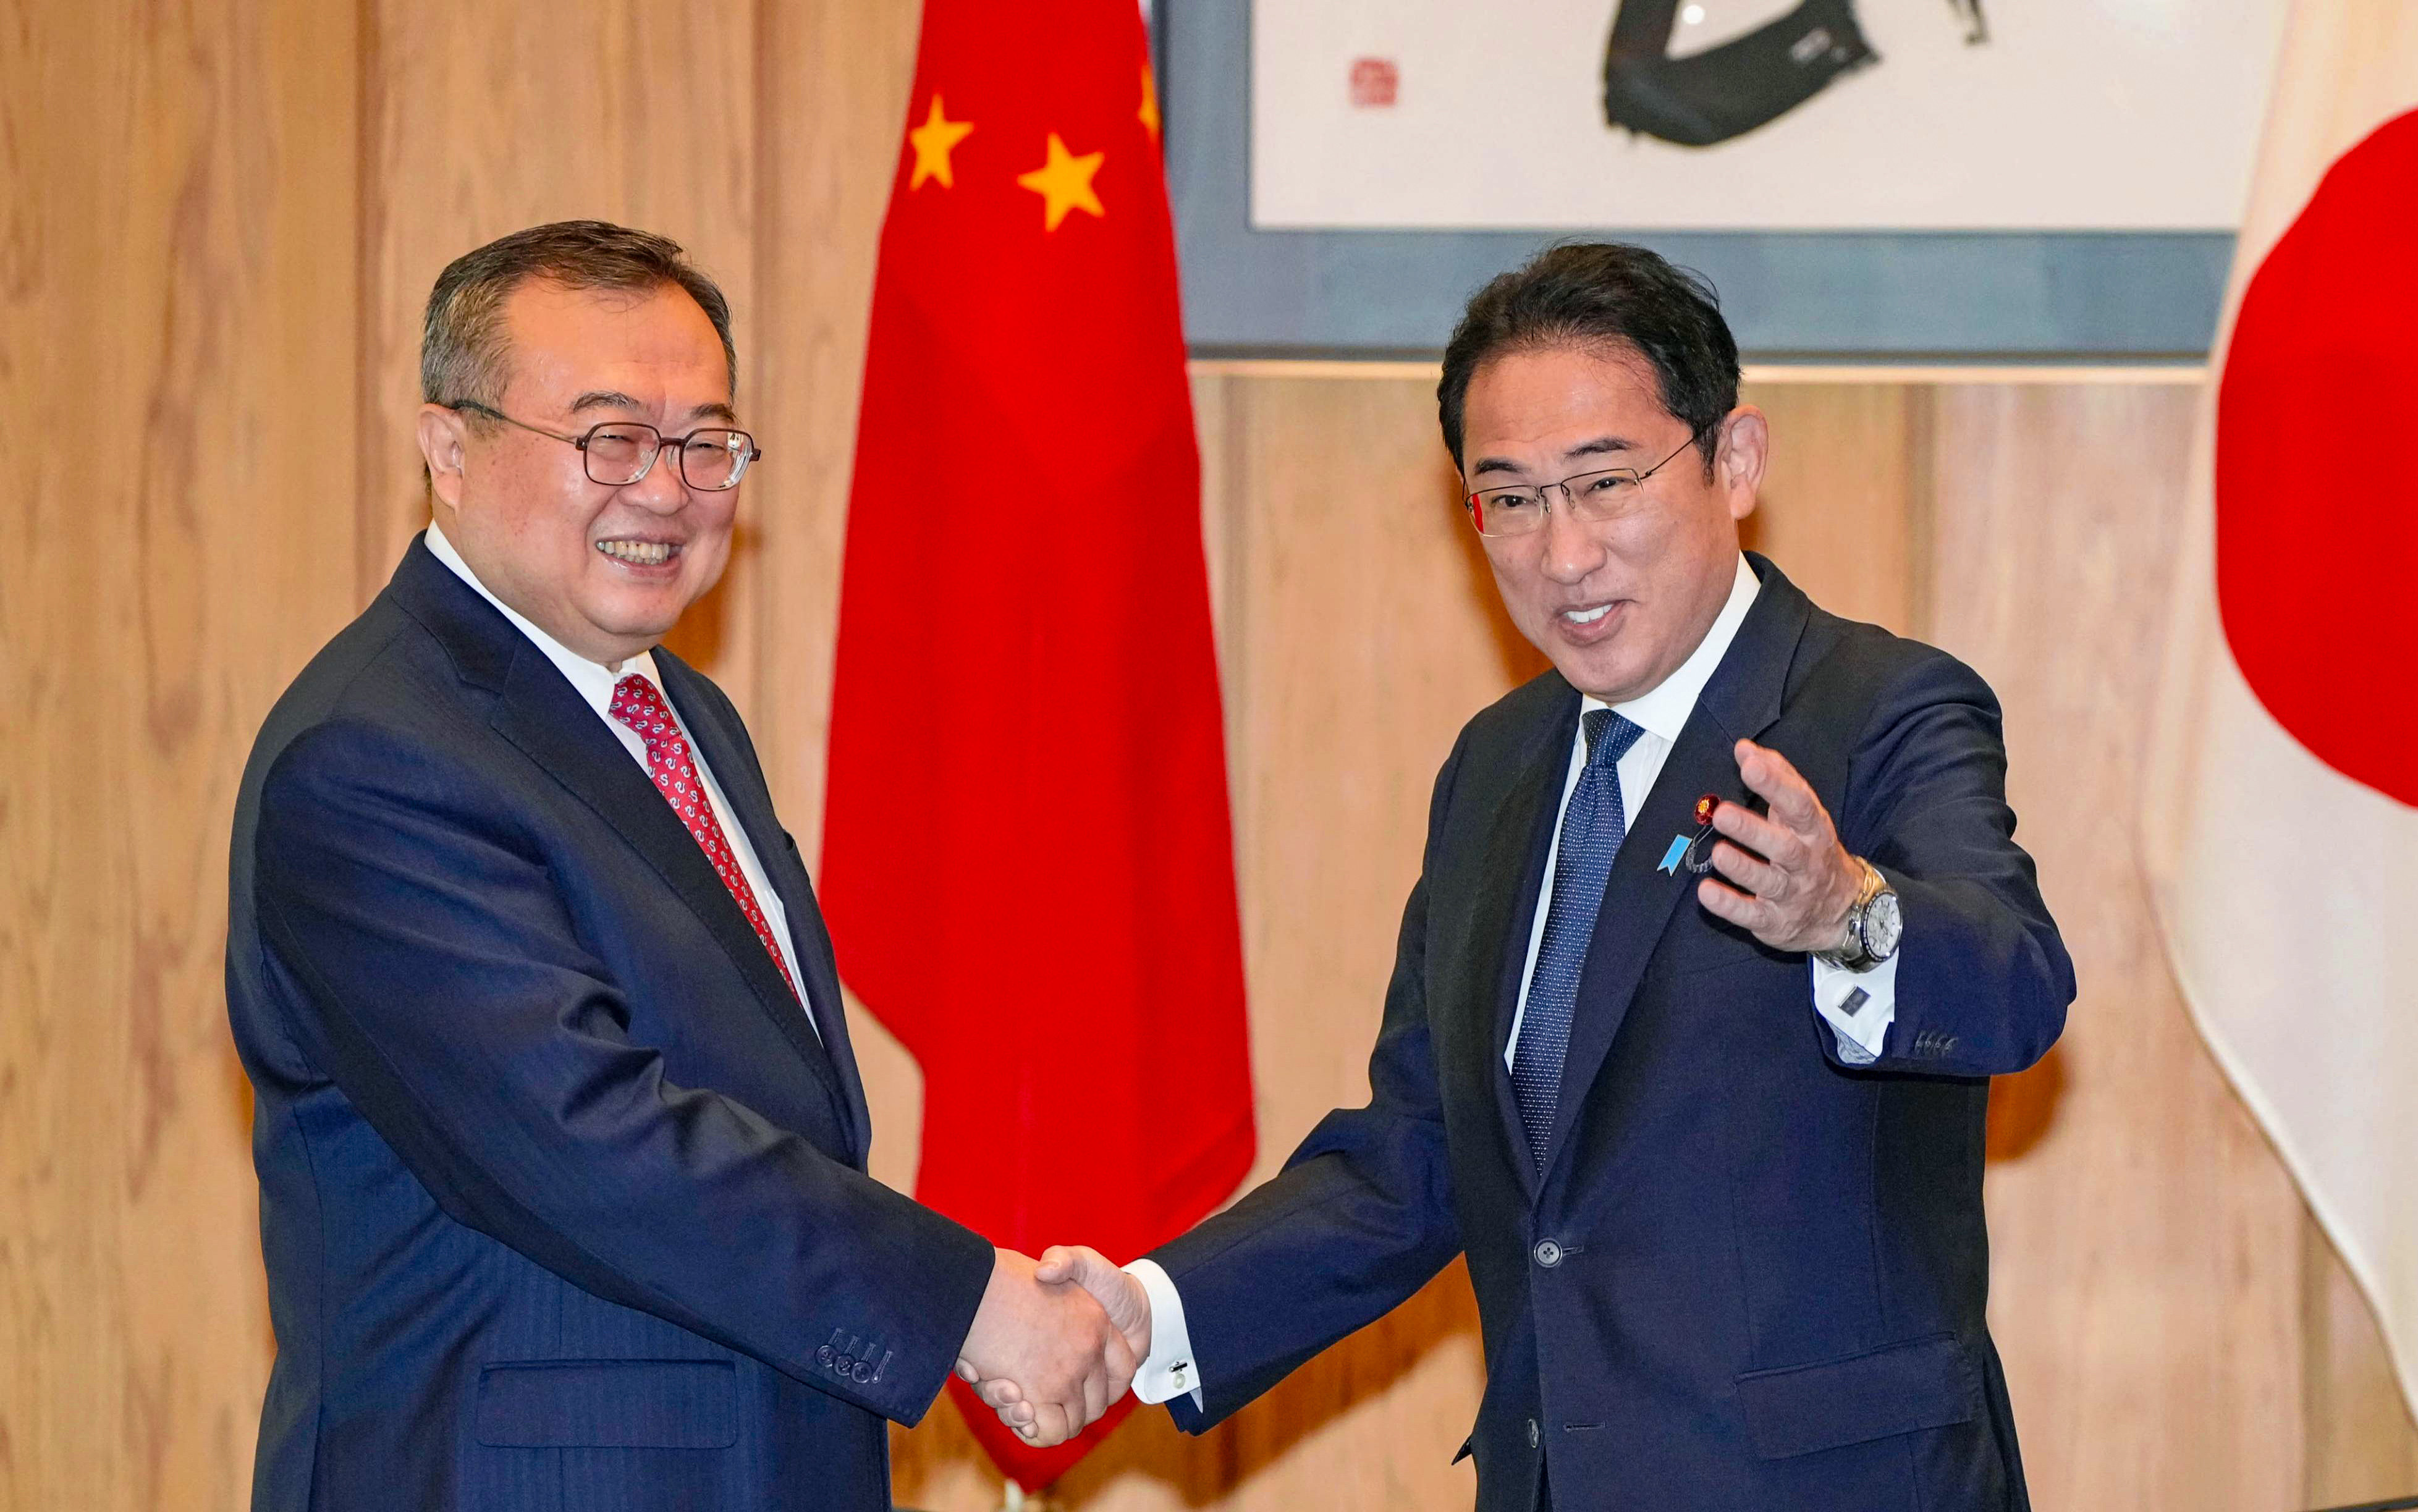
[1511,708,1646,1170]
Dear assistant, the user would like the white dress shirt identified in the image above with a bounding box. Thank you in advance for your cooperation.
[1126,555,1898,1408]
[1505,555,1896,1070]
[424,522,817,1039]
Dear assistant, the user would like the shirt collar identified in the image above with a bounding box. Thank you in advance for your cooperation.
[423,519,661,718]
[1580,554,1761,742]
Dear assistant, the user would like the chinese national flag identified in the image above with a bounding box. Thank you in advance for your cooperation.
[819,0,1256,1487]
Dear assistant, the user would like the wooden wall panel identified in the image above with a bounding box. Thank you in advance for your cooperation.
[1210,374,1542,1187]
[1741,382,1926,633]
[743,0,931,1220]
[0,2,362,1509]
[746,0,923,846]
[2307,1226,2418,1505]
[1923,384,2310,1508]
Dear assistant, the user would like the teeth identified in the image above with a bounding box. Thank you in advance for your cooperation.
[1564,604,1612,624]
[597,539,675,566]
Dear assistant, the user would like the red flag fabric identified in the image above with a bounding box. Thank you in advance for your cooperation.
[819,0,1255,1487]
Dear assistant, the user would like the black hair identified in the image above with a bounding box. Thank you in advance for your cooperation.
[1437,242,1740,478]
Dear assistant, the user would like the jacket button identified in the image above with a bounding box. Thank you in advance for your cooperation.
[1526,1418,1541,1448]
[1532,1240,1563,1268]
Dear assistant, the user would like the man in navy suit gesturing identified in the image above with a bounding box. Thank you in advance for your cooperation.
[979,244,2075,1511]
[226,221,1132,1511]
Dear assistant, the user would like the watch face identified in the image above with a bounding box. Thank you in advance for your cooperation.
[1866,890,1903,960]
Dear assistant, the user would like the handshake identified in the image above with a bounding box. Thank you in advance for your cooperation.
[953,1244,1152,1447]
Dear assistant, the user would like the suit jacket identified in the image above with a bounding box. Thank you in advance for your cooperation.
[225,538,996,1512]
[1150,555,2074,1512]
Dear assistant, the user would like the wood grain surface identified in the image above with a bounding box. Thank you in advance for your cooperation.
[2,2,363,1507]
[4,2,2412,1509]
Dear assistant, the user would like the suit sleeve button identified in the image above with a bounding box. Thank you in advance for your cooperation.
[1532,1240,1563,1268]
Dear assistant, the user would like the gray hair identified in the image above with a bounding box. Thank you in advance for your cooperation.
[419,220,737,412]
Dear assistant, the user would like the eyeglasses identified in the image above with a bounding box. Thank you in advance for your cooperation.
[446,402,762,491]
[1461,435,1699,538]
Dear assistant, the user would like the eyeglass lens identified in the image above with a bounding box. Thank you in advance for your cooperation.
[1466,470,1641,537]
[584,424,754,489]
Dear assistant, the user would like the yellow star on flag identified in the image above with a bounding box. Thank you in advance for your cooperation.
[1139,64,1160,141]
[907,94,973,190]
[1016,132,1105,231]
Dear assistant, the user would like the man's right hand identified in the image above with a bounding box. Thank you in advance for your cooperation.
[963,1245,1154,1437]
[953,1248,1135,1446]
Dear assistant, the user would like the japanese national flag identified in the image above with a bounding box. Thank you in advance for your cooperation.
[2143,0,2418,1421]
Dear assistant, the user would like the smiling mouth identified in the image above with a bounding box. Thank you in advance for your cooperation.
[1562,602,1615,625]
[596,539,680,567]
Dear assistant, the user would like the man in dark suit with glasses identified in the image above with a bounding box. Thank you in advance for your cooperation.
[227,221,1132,1511]
[988,243,2074,1512]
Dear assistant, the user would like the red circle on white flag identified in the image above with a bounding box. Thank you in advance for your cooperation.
[2217,108,2418,809]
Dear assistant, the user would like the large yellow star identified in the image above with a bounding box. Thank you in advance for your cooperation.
[1139,64,1160,141]
[1016,132,1105,231]
[907,94,973,190]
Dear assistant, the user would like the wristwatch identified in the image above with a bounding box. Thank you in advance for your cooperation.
[1816,858,1900,971]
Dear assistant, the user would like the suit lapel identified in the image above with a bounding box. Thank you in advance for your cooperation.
[654,654,874,1160]
[486,651,850,1105]
[1433,686,1578,1204]
[1536,557,1811,1182]
[384,541,857,1137]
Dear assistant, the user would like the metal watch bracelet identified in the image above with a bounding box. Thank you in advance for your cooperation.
[1816,858,1888,971]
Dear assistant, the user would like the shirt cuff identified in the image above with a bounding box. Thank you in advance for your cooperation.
[1811,951,1899,1065]
[1122,1258,1204,1411]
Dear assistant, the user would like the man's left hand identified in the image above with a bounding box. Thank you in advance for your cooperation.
[1696,738,1861,954]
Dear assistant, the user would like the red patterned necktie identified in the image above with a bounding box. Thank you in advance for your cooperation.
[609,673,800,1003]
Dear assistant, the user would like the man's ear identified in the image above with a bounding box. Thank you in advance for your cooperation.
[416,403,471,510]
[1717,405,1769,520]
